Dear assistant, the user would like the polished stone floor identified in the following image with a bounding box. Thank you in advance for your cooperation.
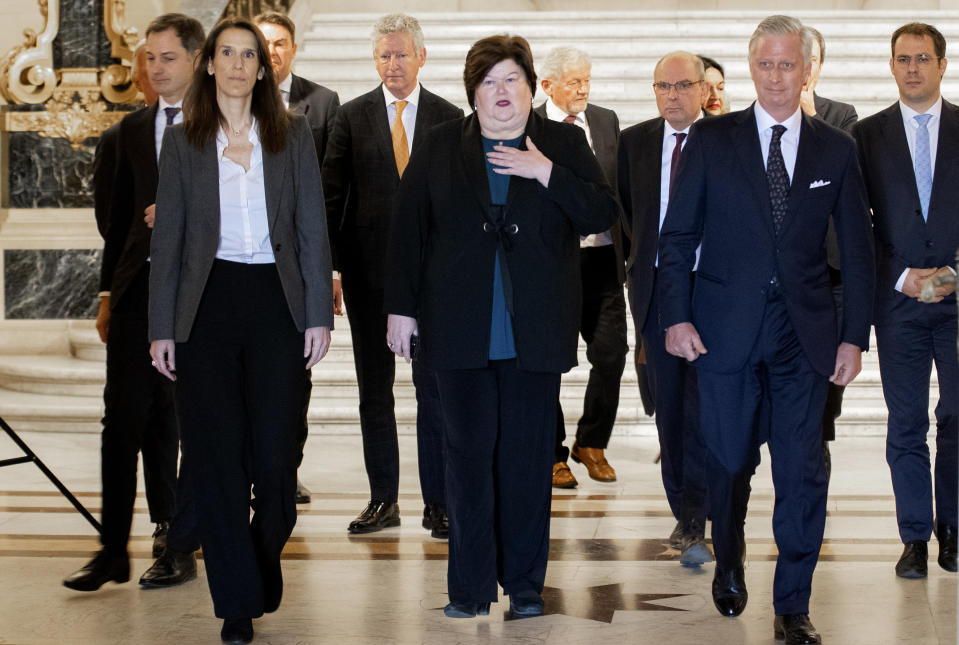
[0,431,955,644]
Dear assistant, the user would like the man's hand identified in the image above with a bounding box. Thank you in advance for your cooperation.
[144,203,156,228]
[333,277,343,316]
[386,314,418,362]
[149,340,176,381]
[304,326,331,369]
[830,341,862,386]
[902,267,939,299]
[95,295,110,344]
[919,266,957,303]
[665,322,707,362]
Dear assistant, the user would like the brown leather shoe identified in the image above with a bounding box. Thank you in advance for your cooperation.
[571,442,617,482]
[552,462,578,488]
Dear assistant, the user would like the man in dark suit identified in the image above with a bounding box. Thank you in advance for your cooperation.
[659,16,874,643]
[619,51,711,566]
[255,11,340,505]
[853,21,958,579]
[800,26,860,474]
[323,14,463,536]
[63,14,204,593]
[533,46,627,489]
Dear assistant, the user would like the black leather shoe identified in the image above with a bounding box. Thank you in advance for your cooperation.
[895,541,928,578]
[668,521,684,550]
[63,550,130,591]
[679,535,713,567]
[443,601,491,618]
[774,613,822,644]
[509,590,544,619]
[348,500,400,534]
[423,504,449,539]
[295,478,311,504]
[139,549,197,588]
[712,567,747,617]
[152,521,170,558]
[220,617,253,644]
[936,524,958,572]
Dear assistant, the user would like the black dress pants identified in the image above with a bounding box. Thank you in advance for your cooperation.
[100,265,178,555]
[413,359,447,507]
[437,360,558,602]
[699,289,828,616]
[176,260,303,619]
[555,246,628,462]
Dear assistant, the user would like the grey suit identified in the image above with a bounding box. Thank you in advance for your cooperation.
[149,114,333,342]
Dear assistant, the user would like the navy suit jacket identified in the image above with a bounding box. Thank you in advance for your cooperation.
[288,73,339,167]
[657,104,874,376]
[853,99,959,327]
[322,84,463,288]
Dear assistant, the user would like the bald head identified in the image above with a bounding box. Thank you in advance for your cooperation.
[653,51,707,131]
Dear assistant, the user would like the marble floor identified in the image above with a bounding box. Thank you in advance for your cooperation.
[0,431,955,644]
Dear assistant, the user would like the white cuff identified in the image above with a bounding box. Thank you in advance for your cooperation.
[894,268,910,293]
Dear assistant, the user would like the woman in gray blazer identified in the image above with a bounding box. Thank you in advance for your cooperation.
[148,17,332,644]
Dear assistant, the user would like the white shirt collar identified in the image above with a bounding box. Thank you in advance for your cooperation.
[754,101,803,135]
[900,95,942,125]
[382,82,421,109]
[545,97,582,123]
[157,96,182,114]
[215,117,260,161]
[277,73,293,95]
[664,111,703,138]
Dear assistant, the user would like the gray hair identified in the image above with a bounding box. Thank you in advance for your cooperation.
[371,13,425,53]
[653,51,706,80]
[748,15,812,67]
[539,46,591,82]
[805,26,826,64]
[131,41,147,78]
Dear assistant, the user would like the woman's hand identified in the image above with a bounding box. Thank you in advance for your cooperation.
[386,314,418,362]
[150,340,176,381]
[304,327,331,369]
[487,137,553,187]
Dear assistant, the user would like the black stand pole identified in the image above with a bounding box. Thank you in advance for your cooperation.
[0,415,101,533]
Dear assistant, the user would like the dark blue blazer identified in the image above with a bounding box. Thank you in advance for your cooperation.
[853,99,959,327]
[657,104,874,376]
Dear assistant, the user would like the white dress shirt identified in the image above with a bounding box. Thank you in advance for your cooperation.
[543,97,611,248]
[155,97,183,161]
[383,82,420,154]
[754,102,802,180]
[214,120,275,264]
[278,73,293,109]
[895,95,948,291]
[658,114,703,269]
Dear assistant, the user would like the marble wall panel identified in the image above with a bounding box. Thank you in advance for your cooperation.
[53,0,112,69]
[5,249,100,319]
[7,133,96,208]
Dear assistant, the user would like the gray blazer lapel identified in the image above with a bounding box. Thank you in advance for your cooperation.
[263,142,288,234]
[196,138,221,237]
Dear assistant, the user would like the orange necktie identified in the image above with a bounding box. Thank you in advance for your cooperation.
[391,100,409,177]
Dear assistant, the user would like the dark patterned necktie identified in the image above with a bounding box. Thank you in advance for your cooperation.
[669,132,687,196]
[766,124,789,236]
[564,115,576,124]
[164,106,180,127]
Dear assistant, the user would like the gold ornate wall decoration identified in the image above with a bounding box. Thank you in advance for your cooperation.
[4,84,125,150]
[0,0,59,105]
[100,0,139,104]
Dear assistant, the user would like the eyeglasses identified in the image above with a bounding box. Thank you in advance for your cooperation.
[653,80,703,94]
[894,54,939,67]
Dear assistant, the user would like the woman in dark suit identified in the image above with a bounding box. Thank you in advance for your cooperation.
[384,35,618,620]
[148,17,332,644]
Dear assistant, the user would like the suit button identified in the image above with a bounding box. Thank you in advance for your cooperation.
[275,244,282,252]
[926,240,934,248]
[916,209,923,217]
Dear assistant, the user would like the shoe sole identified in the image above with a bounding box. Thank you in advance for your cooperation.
[63,575,130,592]
[680,543,713,567]
[348,517,401,534]
[138,572,197,588]
[444,603,490,618]
[551,479,578,489]
[895,568,928,579]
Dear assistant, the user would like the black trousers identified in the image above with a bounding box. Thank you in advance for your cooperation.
[640,272,706,535]
[700,289,828,616]
[821,282,845,442]
[437,360,558,602]
[341,277,445,505]
[876,301,958,542]
[100,265,178,555]
[176,260,303,619]
[555,246,628,462]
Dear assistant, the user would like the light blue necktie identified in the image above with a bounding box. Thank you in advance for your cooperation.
[914,113,933,221]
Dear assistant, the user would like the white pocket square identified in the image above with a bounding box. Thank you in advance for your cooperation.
[809,179,831,189]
